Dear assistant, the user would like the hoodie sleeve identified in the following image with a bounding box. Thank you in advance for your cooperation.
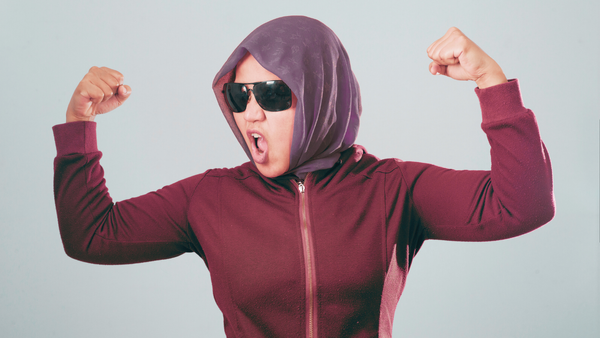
[398,79,555,241]
[53,122,203,264]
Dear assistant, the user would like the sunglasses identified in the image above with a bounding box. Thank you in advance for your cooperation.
[223,80,292,113]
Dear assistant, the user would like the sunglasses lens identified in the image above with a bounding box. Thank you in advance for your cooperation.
[254,81,292,112]
[224,83,249,113]
[224,80,292,113]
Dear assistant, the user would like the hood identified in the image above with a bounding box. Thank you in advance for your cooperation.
[212,16,361,178]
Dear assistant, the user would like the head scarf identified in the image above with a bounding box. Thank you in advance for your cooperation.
[212,16,361,178]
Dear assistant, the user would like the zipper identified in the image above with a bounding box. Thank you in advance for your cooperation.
[295,177,317,338]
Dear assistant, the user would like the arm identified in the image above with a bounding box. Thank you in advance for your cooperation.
[399,28,555,241]
[53,68,202,264]
[426,27,507,89]
[399,80,554,241]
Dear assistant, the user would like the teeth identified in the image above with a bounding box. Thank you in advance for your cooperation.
[252,133,260,139]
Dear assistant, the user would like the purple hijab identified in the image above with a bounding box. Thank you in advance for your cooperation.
[212,16,361,178]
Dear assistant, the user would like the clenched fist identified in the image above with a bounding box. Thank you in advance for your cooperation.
[66,67,132,122]
[427,27,507,89]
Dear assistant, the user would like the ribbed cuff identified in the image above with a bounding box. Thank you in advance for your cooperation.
[52,121,98,156]
[475,79,528,123]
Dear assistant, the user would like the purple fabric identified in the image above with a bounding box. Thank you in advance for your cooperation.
[212,16,361,178]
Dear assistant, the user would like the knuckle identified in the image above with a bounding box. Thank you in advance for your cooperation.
[82,74,94,84]
[449,28,464,39]
[92,92,104,102]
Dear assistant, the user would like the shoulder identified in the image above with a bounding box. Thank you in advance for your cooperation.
[203,161,260,180]
[170,162,260,197]
[337,145,405,179]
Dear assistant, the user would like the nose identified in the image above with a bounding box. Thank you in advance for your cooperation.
[243,91,266,122]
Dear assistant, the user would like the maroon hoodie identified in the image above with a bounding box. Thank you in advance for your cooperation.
[53,16,554,338]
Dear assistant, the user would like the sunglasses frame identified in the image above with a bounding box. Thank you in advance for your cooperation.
[222,80,292,113]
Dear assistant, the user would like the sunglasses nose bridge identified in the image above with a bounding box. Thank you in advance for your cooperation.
[242,84,256,103]
[242,86,266,121]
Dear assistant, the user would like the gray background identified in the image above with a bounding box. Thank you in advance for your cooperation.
[1,0,598,337]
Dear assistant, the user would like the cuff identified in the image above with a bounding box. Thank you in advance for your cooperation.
[475,79,528,123]
[52,121,98,156]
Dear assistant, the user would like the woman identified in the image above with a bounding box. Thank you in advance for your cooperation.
[53,16,554,337]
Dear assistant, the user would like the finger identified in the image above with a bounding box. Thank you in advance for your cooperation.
[117,84,130,96]
[115,84,132,104]
[91,67,120,102]
[444,64,471,80]
[82,68,110,101]
[427,38,444,59]
[90,79,114,103]
[427,27,465,63]
[72,83,102,118]
[429,34,460,65]
[89,66,122,96]
[426,27,457,55]
[429,62,446,76]
[428,38,452,64]
[93,84,132,115]
[100,67,125,85]
[438,44,462,66]
[89,66,122,84]
[426,28,452,54]
[96,67,123,95]
[78,79,106,105]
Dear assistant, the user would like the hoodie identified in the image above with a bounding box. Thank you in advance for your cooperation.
[53,16,555,337]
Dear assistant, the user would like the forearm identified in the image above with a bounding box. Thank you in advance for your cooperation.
[477,80,555,232]
[53,122,193,264]
[406,80,554,241]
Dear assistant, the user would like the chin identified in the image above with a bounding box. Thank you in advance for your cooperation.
[256,164,288,178]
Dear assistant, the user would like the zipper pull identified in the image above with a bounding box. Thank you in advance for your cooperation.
[296,180,305,193]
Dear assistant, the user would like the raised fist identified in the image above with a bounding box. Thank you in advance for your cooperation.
[66,67,131,122]
[427,27,507,89]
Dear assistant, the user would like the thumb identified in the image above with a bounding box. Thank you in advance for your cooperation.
[116,84,132,103]
[429,62,447,76]
[429,61,471,81]
[94,84,132,115]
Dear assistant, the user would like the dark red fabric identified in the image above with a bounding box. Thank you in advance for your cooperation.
[53,79,554,337]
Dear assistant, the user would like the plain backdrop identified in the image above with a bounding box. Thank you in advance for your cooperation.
[1,0,598,337]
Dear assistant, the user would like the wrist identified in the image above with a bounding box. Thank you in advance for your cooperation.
[475,70,508,89]
[66,112,95,123]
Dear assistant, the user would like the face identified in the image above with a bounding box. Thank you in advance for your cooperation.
[233,53,296,178]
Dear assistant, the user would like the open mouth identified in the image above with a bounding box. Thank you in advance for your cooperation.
[252,133,261,151]
[247,130,268,164]
[250,132,266,154]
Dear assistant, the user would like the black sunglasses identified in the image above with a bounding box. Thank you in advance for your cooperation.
[223,80,292,113]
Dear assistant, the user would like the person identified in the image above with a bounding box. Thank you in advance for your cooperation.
[53,16,555,337]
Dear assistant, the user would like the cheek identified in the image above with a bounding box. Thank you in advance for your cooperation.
[284,119,294,155]
[234,114,247,138]
[281,98,297,161]
[277,109,295,164]
[233,114,243,131]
